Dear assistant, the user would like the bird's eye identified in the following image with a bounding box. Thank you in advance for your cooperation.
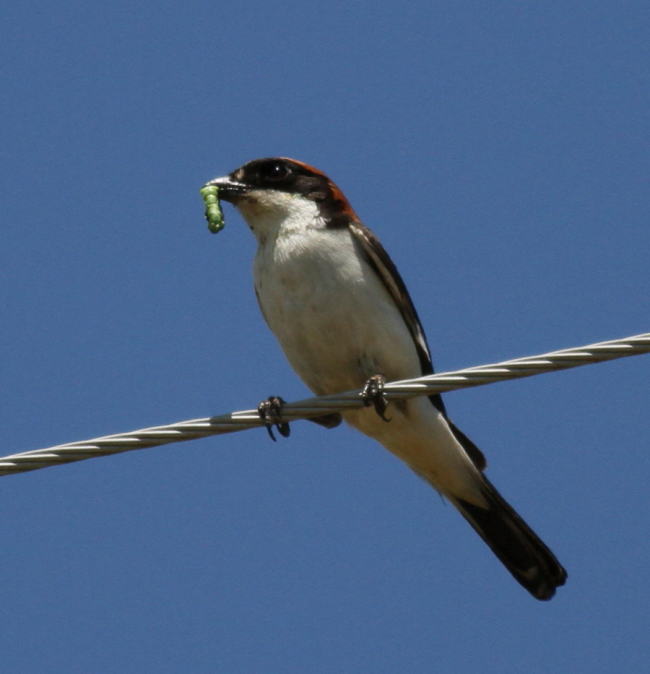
[261,161,290,181]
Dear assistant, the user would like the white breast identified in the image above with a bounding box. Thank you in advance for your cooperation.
[250,210,422,397]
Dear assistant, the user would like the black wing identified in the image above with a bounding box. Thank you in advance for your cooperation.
[348,223,437,380]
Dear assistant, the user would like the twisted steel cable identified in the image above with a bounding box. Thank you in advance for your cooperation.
[1,332,648,477]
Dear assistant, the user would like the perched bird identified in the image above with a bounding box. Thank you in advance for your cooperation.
[206,157,567,600]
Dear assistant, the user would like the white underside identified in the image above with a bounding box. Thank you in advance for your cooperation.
[237,192,486,505]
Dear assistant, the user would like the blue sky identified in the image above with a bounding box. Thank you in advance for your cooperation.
[2,1,649,672]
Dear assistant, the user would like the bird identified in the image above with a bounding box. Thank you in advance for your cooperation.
[205,157,567,600]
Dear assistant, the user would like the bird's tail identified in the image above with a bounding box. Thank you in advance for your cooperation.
[448,476,567,600]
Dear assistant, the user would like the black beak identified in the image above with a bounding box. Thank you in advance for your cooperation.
[204,176,248,203]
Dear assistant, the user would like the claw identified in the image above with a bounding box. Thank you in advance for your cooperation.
[257,396,291,441]
[360,374,391,422]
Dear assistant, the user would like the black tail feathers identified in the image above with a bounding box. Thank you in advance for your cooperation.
[452,478,567,600]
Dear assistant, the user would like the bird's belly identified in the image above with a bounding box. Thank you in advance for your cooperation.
[254,233,422,396]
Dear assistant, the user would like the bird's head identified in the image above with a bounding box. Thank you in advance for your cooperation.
[205,157,360,239]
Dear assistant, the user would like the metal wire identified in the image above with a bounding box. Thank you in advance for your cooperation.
[1,331,648,477]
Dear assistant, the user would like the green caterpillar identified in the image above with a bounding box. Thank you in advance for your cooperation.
[200,184,225,233]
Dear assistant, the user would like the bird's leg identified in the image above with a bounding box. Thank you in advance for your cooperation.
[360,374,391,422]
[257,396,291,442]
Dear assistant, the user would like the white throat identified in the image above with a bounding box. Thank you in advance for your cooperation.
[235,189,325,245]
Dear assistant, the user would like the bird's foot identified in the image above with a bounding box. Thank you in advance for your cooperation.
[258,396,291,442]
[360,374,390,422]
